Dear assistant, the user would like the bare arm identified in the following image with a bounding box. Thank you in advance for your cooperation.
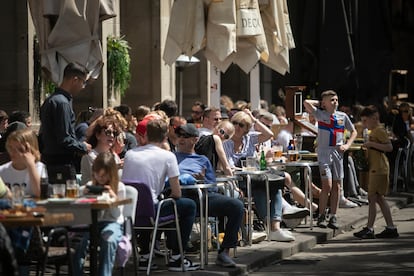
[168,176,182,199]
[303,99,319,114]
[243,109,273,143]
[213,135,233,176]
[365,140,393,153]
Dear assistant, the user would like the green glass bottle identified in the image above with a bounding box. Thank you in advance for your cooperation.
[259,146,267,170]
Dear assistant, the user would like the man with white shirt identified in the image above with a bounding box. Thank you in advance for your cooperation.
[122,118,199,272]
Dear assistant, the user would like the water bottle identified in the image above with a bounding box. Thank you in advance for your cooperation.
[363,128,369,143]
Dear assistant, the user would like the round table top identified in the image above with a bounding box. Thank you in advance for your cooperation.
[234,169,270,176]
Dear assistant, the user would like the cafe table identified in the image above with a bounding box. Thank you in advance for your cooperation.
[37,197,132,276]
[0,206,74,228]
[234,169,284,245]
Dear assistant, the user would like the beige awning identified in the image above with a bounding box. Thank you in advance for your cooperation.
[163,0,295,75]
[28,0,116,85]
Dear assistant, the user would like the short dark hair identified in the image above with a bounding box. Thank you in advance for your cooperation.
[114,104,132,118]
[63,63,88,79]
[9,110,30,124]
[157,100,178,117]
[192,101,206,110]
[360,105,378,118]
[146,119,168,143]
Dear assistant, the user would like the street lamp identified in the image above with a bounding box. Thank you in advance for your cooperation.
[175,55,200,116]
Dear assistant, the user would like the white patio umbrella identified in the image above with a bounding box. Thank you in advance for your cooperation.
[163,0,295,75]
[28,0,116,85]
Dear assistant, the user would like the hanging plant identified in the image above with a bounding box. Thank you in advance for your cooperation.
[107,35,131,97]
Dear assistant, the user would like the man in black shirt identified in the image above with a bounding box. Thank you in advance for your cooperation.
[39,63,91,178]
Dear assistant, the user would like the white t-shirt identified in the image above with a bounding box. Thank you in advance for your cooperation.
[121,144,180,203]
[0,161,45,197]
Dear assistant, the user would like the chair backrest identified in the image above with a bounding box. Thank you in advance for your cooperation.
[123,185,138,223]
[125,182,155,227]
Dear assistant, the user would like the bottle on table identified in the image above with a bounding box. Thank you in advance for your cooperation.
[259,144,267,170]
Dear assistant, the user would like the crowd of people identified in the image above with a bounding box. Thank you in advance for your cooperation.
[1,63,410,275]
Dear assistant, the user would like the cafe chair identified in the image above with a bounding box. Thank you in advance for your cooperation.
[392,137,411,192]
[119,185,139,276]
[125,182,184,276]
[31,226,73,276]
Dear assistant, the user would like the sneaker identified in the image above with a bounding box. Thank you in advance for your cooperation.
[168,256,200,272]
[138,256,158,271]
[268,229,295,242]
[327,215,339,229]
[339,198,358,208]
[353,227,375,239]
[283,206,310,219]
[375,227,399,239]
[317,214,327,228]
[215,251,237,267]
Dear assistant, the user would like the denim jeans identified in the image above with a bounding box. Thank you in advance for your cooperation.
[137,197,196,255]
[73,221,123,276]
[253,187,283,222]
[207,192,244,249]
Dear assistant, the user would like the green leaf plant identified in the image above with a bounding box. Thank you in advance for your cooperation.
[107,35,131,97]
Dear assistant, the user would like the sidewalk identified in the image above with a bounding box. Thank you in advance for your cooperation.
[116,191,414,276]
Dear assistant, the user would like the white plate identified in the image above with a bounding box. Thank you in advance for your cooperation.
[47,198,75,203]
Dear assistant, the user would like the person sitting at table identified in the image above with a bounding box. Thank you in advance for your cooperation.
[174,123,244,267]
[0,128,45,276]
[223,110,296,241]
[80,108,126,185]
[122,118,199,272]
[73,151,126,276]
[0,128,45,198]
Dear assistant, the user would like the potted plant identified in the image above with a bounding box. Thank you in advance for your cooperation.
[107,35,131,98]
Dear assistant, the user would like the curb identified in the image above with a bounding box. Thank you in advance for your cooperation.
[188,192,414,275]
[118,192,414,275]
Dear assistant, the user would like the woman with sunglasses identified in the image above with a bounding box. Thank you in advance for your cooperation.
[195,120,235,176]
[80,108,127,185]
[223,110,296,241]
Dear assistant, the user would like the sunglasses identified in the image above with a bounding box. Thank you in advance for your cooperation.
[104,129,120,137]
[176,132,193,139]
[232,121,246,128]
[192,110,202,115]
[213,117,222,121]
[402,110,410,113]
[219,128,230,139]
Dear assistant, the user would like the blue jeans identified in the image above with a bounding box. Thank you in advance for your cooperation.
[207,192,244,249]
[253,187,283,222]
[73,221,123,276]
[137,197,196,255]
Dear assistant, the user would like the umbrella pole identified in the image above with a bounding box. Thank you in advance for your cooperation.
[178,68,183,116]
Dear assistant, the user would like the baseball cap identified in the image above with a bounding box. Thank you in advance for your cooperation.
[175,123,199,138]
[136,114,161,136]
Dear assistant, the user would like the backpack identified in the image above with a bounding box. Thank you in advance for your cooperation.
[195,135,217,169]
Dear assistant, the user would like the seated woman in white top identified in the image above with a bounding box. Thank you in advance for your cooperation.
[0,128,45,198]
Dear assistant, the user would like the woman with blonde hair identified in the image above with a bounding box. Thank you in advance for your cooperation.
[0,128,44,197]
